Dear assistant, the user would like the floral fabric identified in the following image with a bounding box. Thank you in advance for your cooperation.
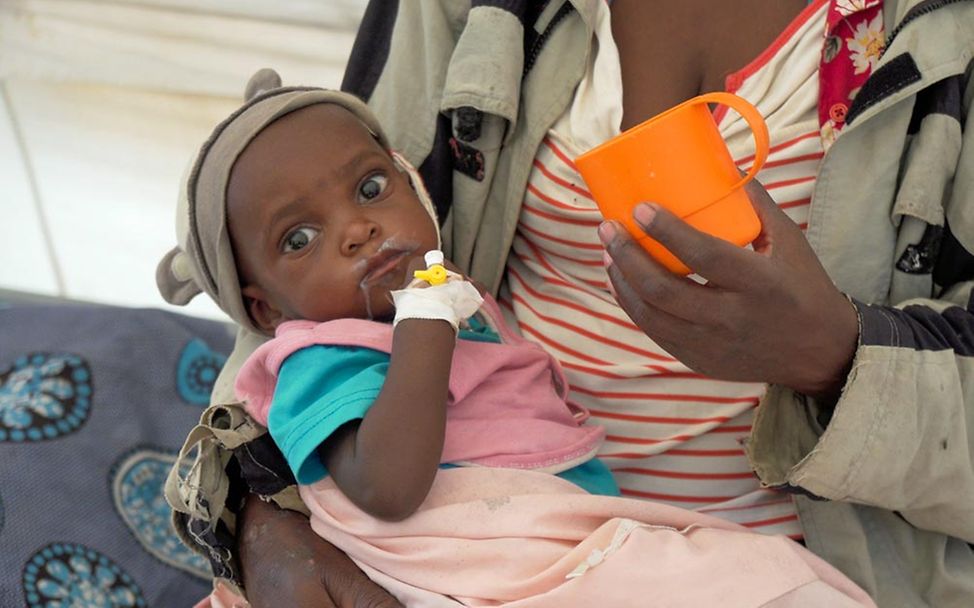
[819,0,885,148]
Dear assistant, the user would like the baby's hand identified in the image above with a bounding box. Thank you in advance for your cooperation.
[441,258,487,296]
[441,258,464,275]
[392,251,485,331]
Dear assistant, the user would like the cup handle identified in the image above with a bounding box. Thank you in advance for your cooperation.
[690,92,769,189]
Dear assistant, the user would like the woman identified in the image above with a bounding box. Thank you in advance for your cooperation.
[161,1,974,606]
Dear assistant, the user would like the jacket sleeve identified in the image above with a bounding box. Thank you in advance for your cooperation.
[166,327,307,591]
[747,76,974,544]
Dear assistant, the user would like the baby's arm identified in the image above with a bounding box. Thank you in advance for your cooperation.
[317,317,455,521]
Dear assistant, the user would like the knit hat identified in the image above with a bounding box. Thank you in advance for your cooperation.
[156,68,438,334]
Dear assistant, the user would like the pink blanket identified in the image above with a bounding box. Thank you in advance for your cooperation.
[295,468,875,607]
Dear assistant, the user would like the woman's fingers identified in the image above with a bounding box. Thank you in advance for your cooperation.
[597,177,858,393]
[599,220,720,324]
[604,255,697,340]
[628,203,755,287]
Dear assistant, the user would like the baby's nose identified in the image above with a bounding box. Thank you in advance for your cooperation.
[342,220,380,254]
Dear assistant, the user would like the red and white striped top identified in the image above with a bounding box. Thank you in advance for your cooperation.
[500,0,829,539]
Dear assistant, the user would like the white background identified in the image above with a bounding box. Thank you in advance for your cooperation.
[0,0,369,321]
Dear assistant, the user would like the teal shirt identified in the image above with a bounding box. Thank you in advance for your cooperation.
[267,323,619,496]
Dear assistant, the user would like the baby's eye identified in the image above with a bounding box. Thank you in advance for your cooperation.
[358,174,388,203]
[282,227,319,253]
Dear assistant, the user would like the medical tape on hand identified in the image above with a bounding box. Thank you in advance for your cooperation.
[391,280,484,332]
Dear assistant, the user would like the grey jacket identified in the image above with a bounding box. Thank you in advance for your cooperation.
[167,0,974,604]
[346,0,974,605]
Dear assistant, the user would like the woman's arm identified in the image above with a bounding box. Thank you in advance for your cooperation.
[605,0,974,538]
[599,181,858,397]
[238,494,404,607]
[318,317,457,521]
[607,0,857,396]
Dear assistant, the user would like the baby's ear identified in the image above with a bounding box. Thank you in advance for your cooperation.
[242,285,285,334]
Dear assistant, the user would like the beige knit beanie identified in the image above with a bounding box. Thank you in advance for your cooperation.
[156,68,438,335]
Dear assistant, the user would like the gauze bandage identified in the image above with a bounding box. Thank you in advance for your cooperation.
[392,251,483,331]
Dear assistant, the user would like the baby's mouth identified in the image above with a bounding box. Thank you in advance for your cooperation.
[360,242,417,286]
[357,239,421,321]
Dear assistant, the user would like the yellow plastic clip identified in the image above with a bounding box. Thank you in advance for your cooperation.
[413,250,449,285]
[414,265,447,285]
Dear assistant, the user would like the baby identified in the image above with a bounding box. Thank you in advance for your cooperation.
[223,84,618,521]
[158,71,874,607]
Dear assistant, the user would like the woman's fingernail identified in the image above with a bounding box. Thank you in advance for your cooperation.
[602,250,613,267]
[634,204,657,227]
[598,221,617,244]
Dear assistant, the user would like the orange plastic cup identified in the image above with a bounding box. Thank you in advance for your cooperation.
[576,92,769,275]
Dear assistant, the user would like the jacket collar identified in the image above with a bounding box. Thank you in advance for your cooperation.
[843,0,973,132]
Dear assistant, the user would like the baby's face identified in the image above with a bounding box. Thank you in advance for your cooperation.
[226,104,438,330]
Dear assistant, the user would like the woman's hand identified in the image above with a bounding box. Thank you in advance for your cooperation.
[238,495,403,607]
[598,180,859,398]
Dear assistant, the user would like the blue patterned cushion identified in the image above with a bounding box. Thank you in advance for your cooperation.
[0,302,233,607]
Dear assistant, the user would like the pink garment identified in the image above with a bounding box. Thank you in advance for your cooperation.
[197,468,876,607]
[299,467,875,607]
[236,294,604,472]
[193,582,250,608]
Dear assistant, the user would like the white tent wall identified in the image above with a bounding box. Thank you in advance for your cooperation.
[0,0,368,320]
